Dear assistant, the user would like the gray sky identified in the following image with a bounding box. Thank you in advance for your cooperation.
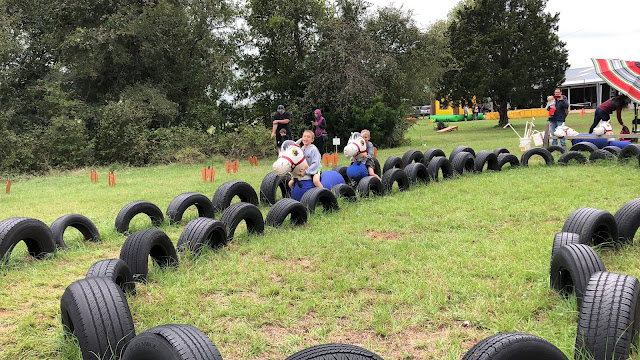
[367,0,640,69]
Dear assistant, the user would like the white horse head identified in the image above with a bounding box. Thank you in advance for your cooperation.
[343,132,367,161]
[272,140,309,177]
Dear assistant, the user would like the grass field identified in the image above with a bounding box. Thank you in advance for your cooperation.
[1,110,640,359]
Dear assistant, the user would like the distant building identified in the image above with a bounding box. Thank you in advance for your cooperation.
[559,67,615,109]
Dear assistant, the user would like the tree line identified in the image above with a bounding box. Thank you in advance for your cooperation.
[0,0,567,174]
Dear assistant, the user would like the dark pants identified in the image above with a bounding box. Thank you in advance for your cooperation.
[589,108,610,133]
[314,136,325,155]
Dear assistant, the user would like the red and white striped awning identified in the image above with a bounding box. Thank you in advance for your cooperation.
[592,59,640,104]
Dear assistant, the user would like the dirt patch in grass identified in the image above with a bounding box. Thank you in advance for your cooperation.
[365,230,402,242]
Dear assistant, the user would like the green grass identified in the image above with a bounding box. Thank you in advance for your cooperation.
[1,110,640,359]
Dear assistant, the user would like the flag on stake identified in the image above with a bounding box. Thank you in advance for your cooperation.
[111,172,116,187]
[580,108,585,116]
[6,179,11,194]
[209,167,215,182]
[202,167,207,182]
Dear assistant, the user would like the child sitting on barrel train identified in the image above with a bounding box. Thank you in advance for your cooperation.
[344,130,380,183]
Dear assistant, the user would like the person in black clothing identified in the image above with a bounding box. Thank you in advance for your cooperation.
[271,104,292,151]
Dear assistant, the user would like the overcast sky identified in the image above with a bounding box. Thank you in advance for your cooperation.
[366,0,640,69]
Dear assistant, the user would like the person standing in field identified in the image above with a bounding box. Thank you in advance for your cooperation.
[271,104,292,151]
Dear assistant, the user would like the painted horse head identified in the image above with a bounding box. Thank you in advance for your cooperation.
[343,132,367,161]
[272,140,309,177]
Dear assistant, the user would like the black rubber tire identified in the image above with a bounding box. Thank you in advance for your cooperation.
[332,166,351,184]
[520,148,554,167]
[212,180,259,213]
[551,232,581,258]
[115,200,164,234]
[122,324,223,360]
[0,217,55,264]
[576,271,640,360]
[401,149,424,166]
[166,192,215,224]
[381,168,410,193]
[403,163,430,184]
[547,145,566,155]
[285,343,383,360]
[176,218,227,254]
[382,155,404,173]
[570,141,599,153]
[451,151,476,175]
[562,207,619,247]
[589,149,615,162]
[550,244,606,309]
[356,176,384,198]
[602,145,621,156]
[371,158,381,177]
[618,143,640,162]
[260,172,292,205]
[331,183,358,202]
[119,229,178,282]
[492,147,510,157]
[219,202,264,241]
[427,156,453,181]
[300,187,339,214]
[50,214,100,250]
[423,148,446,166]
[86,258,136,295]
[461,332,568,360]
[265,198,308,227]
[60,277,136,360]
[449,145,476,161]
[497,153,520,170]
[614,198,640,244]
[474,150,499,172]
[557,151,587,166]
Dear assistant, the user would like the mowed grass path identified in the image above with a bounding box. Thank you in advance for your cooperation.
[2,111,640,359]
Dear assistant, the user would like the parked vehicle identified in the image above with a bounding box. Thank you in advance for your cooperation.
[420,105,431,116]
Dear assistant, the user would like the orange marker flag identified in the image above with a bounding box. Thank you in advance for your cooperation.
[111,172,116,187]
[209,167,215,182]
[322,153,328,166]
[202,167,207,182]
[6,179,11,194]
[253,157,258,166]
[580,108,585,116]
[225,161,230,173]
[95,171,98,183]
[233,160,239,173]
[333,153,339,166]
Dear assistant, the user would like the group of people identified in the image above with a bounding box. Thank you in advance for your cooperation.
[270,105,327,156]
[547,88,631,147]
[463,104,482,120]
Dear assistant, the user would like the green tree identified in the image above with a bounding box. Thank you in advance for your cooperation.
[441,0,568,126]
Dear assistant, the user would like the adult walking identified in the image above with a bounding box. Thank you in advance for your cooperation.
[588,94,630,133]
[271,104,291,151]
[549,88,569,147]
[312,109,327,155]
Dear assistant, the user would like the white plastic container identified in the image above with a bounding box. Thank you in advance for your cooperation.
[519,137,532,151]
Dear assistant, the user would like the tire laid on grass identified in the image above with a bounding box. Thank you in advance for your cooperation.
[122,324,224,360]
[520,148,554,167]
[60,277,135,360]
[449,145,476,162]
[219,202,264,241]
[557,151,587,166]
[331,183,357,202]
[265,198,308,227]
[403,163,429,184]
[285,343,383,360]
[550,244,606,309]
[300,188,339,214]
[614,198,640,244]
[119,229,178,282]
[381,168,410,193]
[451,152,476,175]
[401,149,424,166]
[427,156,453,181]
[166,193,215,224]
[474,150,499,172]
[589,149,615,162]
[576,271,640,360]
[547,145,566,155]
[570,141,600,153]
[551,232,581,258]
[423,148,446,166]
[356,176,384,198]
[382,156,404,173]
[212,180,259,213]
[492,147,510,157]
[372,158,381,177]
[618,143,640,162]
[497,153,520,170]
[332,166,350,184]
[50,214,100,250]
[602,145,621,156]
[0,217,55,264]
[177,218,227,254]
[86,259,136,295]
[115,201,164,234]
[562,207,619,247]
[461,332,568,360]
[260,172,292,205]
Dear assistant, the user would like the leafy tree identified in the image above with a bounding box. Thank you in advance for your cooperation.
[441,0,568,126]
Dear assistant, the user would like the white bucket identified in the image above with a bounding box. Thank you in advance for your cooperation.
[519,137,532,152]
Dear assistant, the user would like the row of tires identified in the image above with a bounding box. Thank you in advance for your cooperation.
[548,199,640,359]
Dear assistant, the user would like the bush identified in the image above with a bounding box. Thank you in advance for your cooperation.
[213,124,274,159]
[43,116,93,169]
[349,99,410,148]
[148,127,213,164]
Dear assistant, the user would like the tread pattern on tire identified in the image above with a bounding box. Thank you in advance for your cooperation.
[381,168,410,193]
[356,176,384,198]
[260,172,292,205]
[547,145,566,155]
[451,152,475,175]
[602,145,621,156]
[219,202,264,241]
[614,198,640,243]
[461,332,568,360]
[50,214,100,250]
[212,180,259,213]
[497,153,520,170]
[382,156,404,173]
[166,193,216,224]
[618,143,640,162]
[427,156,453,181]
[403,163,430,184]
[0,217,55,264]
[589,149,614,162]
[265,198,308,227]
[557,151,587,165]
[119,229,178,282]
[285,343,383,360]
[300,187,339,214]
[570,141,599,153]
[520,148,554,167]
[122,324,223,360]
[423,148,446,166]
[492,147,510,157]
[176,217,227,254]
[331,183,357,202]
[86,258,136,295]
[551,232,581,258]
[115,201,164,234]
[562,207,619,247]
[401,149,424,166]
[474,150,499,172]
[550,244,606,309]
[449,145,476,162]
